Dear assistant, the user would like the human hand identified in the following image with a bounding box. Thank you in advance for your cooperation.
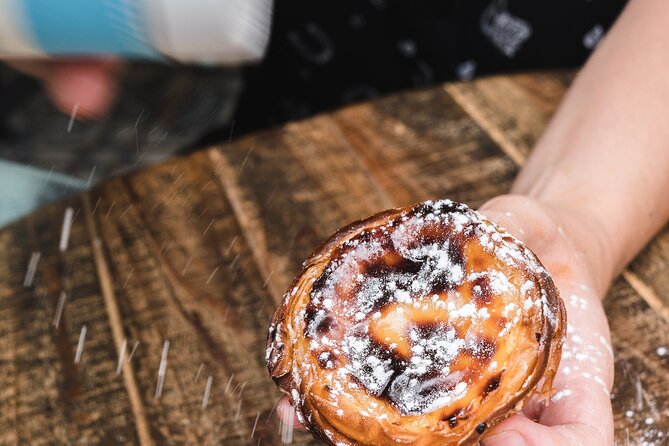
[5,58,122,119]
[478,194,614,446]
[276,194,615,446]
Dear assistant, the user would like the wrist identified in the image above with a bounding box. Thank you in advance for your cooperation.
[480,194,616,298]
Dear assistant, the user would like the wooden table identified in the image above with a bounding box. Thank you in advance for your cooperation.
[2,71,668,445]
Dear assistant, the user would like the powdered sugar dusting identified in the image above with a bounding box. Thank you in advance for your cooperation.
[344,331,395,395]
[272,200,554,417]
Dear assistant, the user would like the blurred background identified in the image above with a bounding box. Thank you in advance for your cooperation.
[0,0,627,226]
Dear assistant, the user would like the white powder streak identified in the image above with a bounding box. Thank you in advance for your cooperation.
[202,376,213,409]
[116,338,127,375]
[23,252,41,287]
[74,325,87,364]
[155,340,170,399]
[59,207,74,252]
[53,291,68,328]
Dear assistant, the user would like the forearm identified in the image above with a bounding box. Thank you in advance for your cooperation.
[514,0,669,287]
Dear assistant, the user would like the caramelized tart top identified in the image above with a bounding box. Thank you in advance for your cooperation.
[267,200,565,446]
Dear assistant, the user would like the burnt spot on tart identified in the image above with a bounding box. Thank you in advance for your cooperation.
[304,305,339,339]
[443,407,467,428]
[471,276,493,306]
[316,351,340,369]
[482,372,504,398]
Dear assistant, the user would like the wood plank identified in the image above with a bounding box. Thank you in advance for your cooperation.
[210,117,393,297]
[330,88,517,209]
[1,70,667,446]
[627,228,669,322]
[444,71,571,163]
[606,278,669,444]
[0,198,139,444]
[206,72,669,444]
[82,193,154,446]
[87,152,313,445]
[435,72,669,444]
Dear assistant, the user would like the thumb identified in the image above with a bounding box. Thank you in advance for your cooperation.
[8,58,123,119]
[481,414,604,446]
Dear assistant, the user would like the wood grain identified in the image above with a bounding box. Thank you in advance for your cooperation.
[0,199,139,444]
[1,70,668,445]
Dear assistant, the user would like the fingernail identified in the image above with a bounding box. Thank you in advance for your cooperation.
[481,431,527,446]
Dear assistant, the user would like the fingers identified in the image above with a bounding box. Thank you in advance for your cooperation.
[6,58,123,119]
[481,414,608,446]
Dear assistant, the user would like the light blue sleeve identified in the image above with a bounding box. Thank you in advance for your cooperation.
[0,160,86,227]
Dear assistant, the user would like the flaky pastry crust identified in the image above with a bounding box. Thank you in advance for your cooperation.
[267,200,566,446]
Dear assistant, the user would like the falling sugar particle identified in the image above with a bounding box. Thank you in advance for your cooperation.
[206,267,219,284]
[105,201,116,219]
[266,397,281,424]
[59,207,74,252]
[53,291,68,328]
[262,271,275,288]
[235,400,243,421]
[67,103,79,133]
[74,325,87,364]
[155,340,170,399]
[23,252,41,288]
[181,257,193,275]
[172,172,184,184]
[635,378,644,411]
[236,145,255,176]
[122,268,134,289]
[225,236,238,256]
[120,205,133,218]
[194,363,204,382]
[251,412,260,438]
[642,384,661,420]
[91,197,102,215]
[127,341,140,363]
[656,346,668,356]
[225,374,235,393]
[202,376,213,409]
[203,219,215,235]
[116,339,127,375]
[41,165,55,187]
[235,382,247,397]
[256,303,267,318]
[198,207,209,218]
[86,166,97,187]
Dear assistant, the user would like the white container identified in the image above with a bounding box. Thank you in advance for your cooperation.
[0,0,272,64]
